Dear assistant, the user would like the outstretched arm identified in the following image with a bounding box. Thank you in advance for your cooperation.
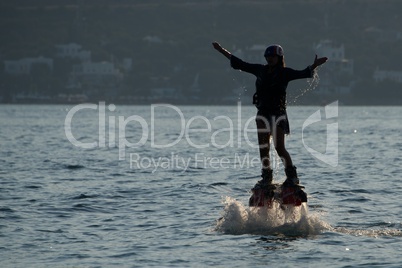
[212,42,232,59]
[311,55,328,70]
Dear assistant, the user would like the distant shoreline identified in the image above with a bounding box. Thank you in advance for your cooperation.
[1,101,401,106]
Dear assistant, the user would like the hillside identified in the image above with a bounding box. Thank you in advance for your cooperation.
[1,0,402,104]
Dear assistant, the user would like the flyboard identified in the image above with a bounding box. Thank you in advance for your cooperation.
[249,182,307,208]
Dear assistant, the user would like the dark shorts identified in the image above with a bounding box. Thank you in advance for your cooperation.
[256,110,290,135]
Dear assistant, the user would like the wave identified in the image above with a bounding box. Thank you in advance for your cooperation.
[333,226,402,238]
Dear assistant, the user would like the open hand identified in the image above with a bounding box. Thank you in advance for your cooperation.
[212,41,232,59]
[313,55,328,68]
[212,41,222,51]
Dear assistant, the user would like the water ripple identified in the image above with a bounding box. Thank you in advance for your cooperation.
[2,105,402,267]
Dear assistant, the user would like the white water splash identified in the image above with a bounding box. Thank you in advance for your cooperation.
[215,197,402,238]
[215,196,330,236]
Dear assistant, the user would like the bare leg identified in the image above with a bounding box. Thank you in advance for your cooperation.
[256,116,271,170]
[273,126,299,183]
[272,126,293,168]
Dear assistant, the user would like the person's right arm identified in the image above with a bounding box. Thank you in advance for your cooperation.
[212,41,261,75]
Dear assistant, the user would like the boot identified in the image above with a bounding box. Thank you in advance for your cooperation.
[253,168,273,190]
[283,166,300,186]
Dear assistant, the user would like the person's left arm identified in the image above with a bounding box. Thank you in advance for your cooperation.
[285,55,328,81]
[311,55,328,70]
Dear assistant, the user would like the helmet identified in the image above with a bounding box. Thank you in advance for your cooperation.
[264,44,284,57]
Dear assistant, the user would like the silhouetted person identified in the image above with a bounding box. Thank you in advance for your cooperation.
[212,41,327,189]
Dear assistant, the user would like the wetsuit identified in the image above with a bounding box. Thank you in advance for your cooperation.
[230,55,314,134]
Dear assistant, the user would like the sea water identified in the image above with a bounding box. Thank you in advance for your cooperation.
[1,104,402,267]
